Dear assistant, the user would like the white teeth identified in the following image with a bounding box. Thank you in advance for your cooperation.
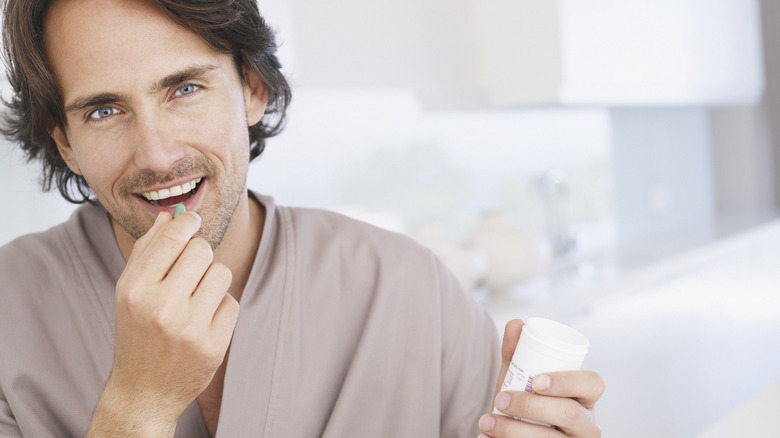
[142,177,202,201]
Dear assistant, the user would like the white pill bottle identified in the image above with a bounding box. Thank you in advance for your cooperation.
[495,317,589,424]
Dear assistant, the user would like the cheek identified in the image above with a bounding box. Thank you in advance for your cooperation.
[181,95,251,153]
[69,135,132,195]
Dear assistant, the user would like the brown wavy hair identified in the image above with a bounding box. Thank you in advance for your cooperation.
[1,0,292,203]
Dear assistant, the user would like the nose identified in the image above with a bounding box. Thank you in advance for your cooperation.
[130,109,186,173]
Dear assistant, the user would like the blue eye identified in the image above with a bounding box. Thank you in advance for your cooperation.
[89,107,120,120]
[173,84,201,97]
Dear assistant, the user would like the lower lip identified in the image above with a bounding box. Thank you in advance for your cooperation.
[136,180,206,217]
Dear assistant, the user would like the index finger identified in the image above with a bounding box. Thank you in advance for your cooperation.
[532,370,606,410]
[124,211,203,282]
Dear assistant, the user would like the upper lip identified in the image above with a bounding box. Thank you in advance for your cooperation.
[139,177,203,201]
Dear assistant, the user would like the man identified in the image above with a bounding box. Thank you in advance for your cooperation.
[0,0,604,437]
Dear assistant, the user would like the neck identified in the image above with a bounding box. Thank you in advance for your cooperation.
[213,192,264,302]
[112,191,265,303]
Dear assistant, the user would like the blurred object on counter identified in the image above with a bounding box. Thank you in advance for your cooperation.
[415,222,488,295]
[469,211,552,298]
[539,168,577,256]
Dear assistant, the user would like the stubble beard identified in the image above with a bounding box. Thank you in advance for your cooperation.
[106,156,248,250]
[195,173,247,250]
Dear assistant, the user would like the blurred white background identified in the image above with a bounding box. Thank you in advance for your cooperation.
[3,0,780,436]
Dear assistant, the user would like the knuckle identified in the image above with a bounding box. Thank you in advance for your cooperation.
[182,326,212,357]
[224,291,239,306]
[149,312,168,332]
[115,275,129,292]
[178,324,200,346]
[115,282,144,312]
[203,353,224,372]
[114,277,131,299]
[191,236,212,251]
[561,400,586,425]
[203,344,225,367]
[194,336,225,368]
[149,305,176,332]
[221,291,240,310]
[187,238,214,263]
[134,224,159,247]
[210,263,233,285]
[512,392,534,416]
[226,294,240,313]
[158,226,189,247]
[220,294,241,323]
[131,234,148,251]
[122,289,143,312]
[592,372,606,398]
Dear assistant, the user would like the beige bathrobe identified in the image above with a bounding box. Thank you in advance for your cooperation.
[0,193,500,437]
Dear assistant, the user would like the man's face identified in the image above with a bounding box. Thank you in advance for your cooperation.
[44,0,267,248]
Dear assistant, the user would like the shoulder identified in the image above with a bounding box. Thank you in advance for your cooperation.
[272,204,479,318]
[278,205,437,269]
[0,203,110,302]
[0,221,79,341]
[0,221,72,278]
[0,203,100,267]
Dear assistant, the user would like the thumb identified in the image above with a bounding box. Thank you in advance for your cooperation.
[495,319,524,396]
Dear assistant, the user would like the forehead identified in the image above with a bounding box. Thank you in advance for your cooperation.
[43,0,226,102]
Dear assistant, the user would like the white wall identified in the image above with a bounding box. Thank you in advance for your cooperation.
[0,142,78,246]
[610,108,717,247]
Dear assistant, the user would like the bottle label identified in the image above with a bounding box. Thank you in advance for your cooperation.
[498,360,554,428]
[501,360,534,393]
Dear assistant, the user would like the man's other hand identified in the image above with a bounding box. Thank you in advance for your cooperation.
[478,319,605,438]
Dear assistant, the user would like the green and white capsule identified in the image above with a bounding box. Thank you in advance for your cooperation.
[173,203,186,219]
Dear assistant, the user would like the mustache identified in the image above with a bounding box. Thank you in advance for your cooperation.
[119,157,215,194]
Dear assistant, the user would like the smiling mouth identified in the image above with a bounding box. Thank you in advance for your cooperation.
[140,177,203,207]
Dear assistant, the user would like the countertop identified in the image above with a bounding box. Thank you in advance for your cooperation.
[697,377,780,437]
[484,219,780,437]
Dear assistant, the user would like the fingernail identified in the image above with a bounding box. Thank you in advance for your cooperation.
[533,374,551,392]
[479,414,495,432]
[153,211,169,227]
[495,392,511,411]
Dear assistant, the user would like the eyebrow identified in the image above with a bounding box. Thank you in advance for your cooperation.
[64,92,130,115]
[149,63,221,94]
[63,63,222,115]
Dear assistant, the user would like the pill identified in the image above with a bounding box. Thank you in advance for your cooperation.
[173,203,185,219]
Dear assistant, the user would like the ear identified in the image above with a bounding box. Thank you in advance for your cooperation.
[242,68,268,127]
[50,126,82,175]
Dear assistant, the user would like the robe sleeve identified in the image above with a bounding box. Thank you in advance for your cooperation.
[0,385,22,437]
[434,256,502,437]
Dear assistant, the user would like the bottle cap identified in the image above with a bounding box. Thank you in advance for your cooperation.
[518,317,589,367]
